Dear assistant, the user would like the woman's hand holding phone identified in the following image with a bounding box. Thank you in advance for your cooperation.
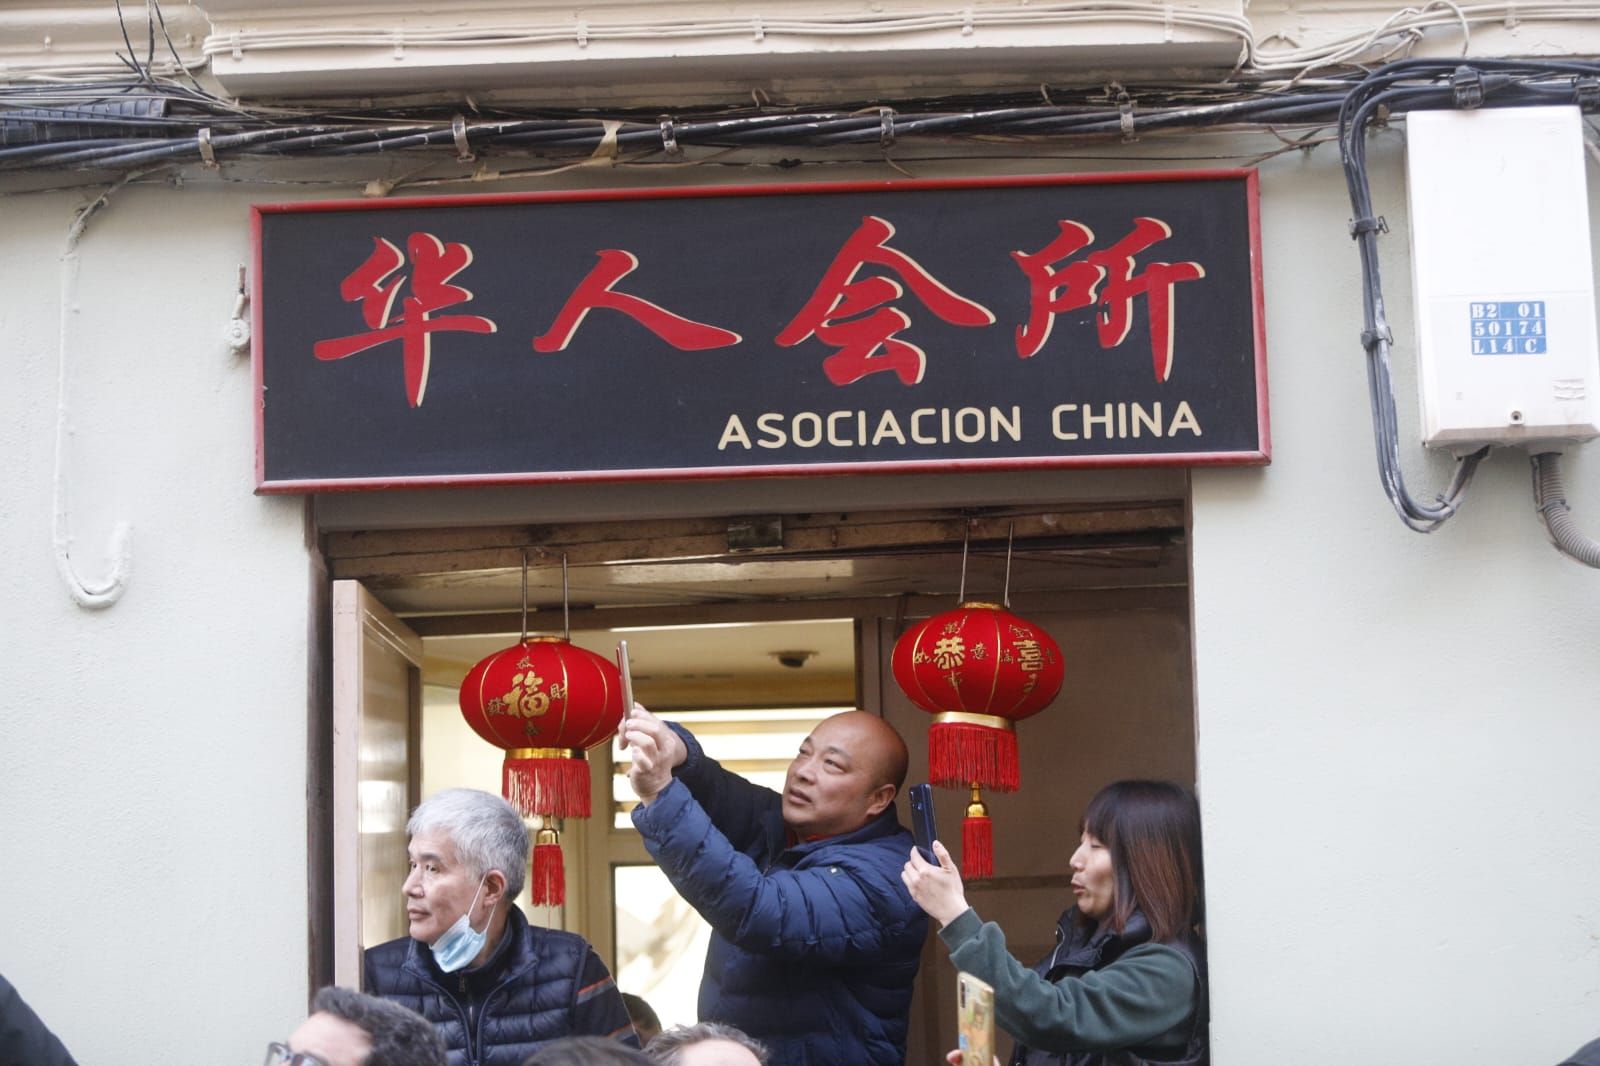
[901,838,969,928]
[945,1052,1001,1066]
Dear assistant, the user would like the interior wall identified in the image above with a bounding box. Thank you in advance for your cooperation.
[879,597,1196,1064]
[1191,135,1600,1064]
[419,682,565,928]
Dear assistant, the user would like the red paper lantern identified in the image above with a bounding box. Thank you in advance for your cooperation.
[459,635,625,905]
[891,601,1064,879]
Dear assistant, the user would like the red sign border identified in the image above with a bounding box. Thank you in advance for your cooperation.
[251,169,1269,493]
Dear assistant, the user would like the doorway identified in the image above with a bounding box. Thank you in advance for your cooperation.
[326,503,1196,1062]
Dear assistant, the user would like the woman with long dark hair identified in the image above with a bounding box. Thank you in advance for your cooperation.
[902,779,1206,1066]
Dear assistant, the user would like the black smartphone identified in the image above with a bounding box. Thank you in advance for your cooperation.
[908,783,939,864]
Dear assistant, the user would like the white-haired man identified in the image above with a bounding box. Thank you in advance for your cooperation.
[363,788,637,1066]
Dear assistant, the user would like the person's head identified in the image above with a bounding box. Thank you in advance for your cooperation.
[403,788,529,946]
[521,1036,653,1066]
[272,986,446,1066]
[645,1022,769,1066]
[620,993,661,1045]
[1072,779,1203,942]
[781,711,908,838]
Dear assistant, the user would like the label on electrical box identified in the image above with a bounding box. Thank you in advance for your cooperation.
[1470,300,1547,355]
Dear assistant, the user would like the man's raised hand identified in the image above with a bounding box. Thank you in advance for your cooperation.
[623,703,687,805]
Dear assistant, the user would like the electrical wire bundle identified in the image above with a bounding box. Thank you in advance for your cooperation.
[0,76,1367,176]
[1339,58,1600,564]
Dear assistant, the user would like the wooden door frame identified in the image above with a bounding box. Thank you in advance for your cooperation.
[330,581,424,988]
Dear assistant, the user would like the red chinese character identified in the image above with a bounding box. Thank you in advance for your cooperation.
[313,233,498,407]
[777,215,995,386]
[533,250,741,353]
[1012,217,1204,382]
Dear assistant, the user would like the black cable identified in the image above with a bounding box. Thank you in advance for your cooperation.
[0,59,1594,185]
[0,79,1371,171]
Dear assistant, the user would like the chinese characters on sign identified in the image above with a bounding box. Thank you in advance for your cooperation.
[533,249,742,354]
[775,214,996,386]
[312,233,498,407]
[313,214,1203,403]
[255,174,1265,488]
[1012,217,1204,381]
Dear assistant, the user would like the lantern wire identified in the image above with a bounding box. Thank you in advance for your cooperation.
[1002,521,1015,609]
[519,548,529,643]
[562,553,571,640]
[957,520,971,605]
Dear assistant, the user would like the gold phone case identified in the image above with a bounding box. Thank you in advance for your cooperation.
[616,640,635,719]
[957,971,995,1066]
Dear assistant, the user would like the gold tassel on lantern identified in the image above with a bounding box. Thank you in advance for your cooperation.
[532,822,566,907]
[961,784,994,881]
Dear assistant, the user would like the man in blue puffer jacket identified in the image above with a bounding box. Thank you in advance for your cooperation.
[364,789,638,1066]
[626,707,928,1066]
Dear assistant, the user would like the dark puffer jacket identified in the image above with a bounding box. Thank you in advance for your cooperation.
[363,904,637,1066]
[0,973,78,1066]
[942,905,1206,1066]
[631,723,928,1066]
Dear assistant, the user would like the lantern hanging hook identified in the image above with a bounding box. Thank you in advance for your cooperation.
[957,519,972,604]
[562,553,571,640]
[1002,521,1015,608]
[519,549,530,643]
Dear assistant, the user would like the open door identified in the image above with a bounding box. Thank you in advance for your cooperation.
[332,580,423,987]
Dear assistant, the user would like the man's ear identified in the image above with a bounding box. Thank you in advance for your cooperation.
[482,869,509,909]
[866,782,897,818]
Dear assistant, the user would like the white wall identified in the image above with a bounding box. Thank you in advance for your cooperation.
[0,183,314,1063]
[1193,134,1600,1063]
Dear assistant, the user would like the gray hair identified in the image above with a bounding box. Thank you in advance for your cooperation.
[645,1023,769,1065]
[407,788,530,899]
[312,986,446,1066]
[523,1037,653,1066]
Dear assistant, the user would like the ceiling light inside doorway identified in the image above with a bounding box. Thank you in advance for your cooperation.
[770,650,817,669]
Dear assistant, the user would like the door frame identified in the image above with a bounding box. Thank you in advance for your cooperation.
[331,580,424,988]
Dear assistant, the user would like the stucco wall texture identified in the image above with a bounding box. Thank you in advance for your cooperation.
[1194,137,1600,1063]
[0,184,315,1063]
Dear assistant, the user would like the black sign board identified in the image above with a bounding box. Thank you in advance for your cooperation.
[253,172,1268,490]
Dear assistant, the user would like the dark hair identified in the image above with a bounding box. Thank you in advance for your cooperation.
[646,1022,770,1065]
[1080,779,1204,943]
[311,986,446,1066]
[620,993,660,1037]
[523,1036,653,1066]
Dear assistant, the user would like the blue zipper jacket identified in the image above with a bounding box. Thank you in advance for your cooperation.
[632,723,927,1066]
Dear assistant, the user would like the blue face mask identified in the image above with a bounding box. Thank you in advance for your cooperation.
[430,876,489,973]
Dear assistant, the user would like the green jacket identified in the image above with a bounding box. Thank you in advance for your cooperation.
[938,907,1202,1063]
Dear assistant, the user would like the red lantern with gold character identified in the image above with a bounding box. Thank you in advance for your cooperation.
[459,634,624,906]
[891,600,1063,879]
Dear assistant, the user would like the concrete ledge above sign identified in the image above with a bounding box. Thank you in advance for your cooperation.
[200,2,1248,104]
[253,172,1268,492]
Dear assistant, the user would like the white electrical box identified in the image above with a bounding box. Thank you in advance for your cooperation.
[1406,105,1600,449]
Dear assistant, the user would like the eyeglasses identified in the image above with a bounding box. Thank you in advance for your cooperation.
[263,1042,331,1066]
